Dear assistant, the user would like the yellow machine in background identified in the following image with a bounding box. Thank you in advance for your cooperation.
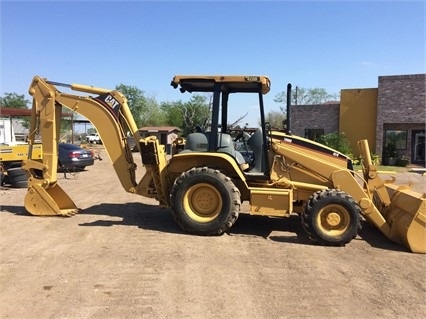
[1,144,42,166]
[1,144,42,188]
[23,75,425,253]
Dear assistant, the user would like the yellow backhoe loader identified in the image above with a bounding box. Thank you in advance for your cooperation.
[23,75,425,253]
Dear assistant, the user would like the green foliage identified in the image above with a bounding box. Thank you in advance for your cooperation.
[86,127,97,135]
[0,93,30,108]
[383,143,398,159]
[264,110,285,130]
[142,96,167,127]
[115,84,148,128]
[161,100,185,127]
[114,84,211,133]
[0,93,31,128]
[371,153,381,165]
[317,132,352,155]
[395,157,409,167]
[382,143,399,165]
[352,152,381,166]
[161,94,211,136]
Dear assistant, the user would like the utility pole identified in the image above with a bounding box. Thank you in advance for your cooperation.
[286,83,292,134]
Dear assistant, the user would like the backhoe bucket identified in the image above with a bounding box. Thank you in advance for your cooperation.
[25,183,79,217]
[384,184,426,253]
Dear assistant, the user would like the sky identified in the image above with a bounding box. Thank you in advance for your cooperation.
[1,0,425,129]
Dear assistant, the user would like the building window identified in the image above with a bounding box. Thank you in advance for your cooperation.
[385,130,407,150]
[305,129,324,141]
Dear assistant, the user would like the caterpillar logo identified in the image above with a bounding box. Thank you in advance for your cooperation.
[104,95,120,109]
[95,93,122,117]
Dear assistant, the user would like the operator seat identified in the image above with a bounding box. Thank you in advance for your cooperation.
[183,132,249,170]
[246,128,264,174]
[205,132,249,170]
[183,133,208,152]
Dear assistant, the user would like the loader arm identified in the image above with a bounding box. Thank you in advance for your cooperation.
[24,76,167,216]
[271,136,425,253]
[271,138,389,233]
[358,139,426,253]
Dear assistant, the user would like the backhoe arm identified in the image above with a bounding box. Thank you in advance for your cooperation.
[23,76,160,216]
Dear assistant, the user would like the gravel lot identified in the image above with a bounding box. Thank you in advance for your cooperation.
[1,147,425,319]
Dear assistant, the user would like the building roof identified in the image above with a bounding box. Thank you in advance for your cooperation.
[0,107,73,117]
[139,126,181,133]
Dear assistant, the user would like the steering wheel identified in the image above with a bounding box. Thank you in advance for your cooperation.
[195,125,205,133]
[234,127,246,142]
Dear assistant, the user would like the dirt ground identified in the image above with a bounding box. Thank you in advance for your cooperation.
[1,146,425,319]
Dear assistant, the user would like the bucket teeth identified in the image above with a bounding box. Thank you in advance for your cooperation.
[58,208,81,217]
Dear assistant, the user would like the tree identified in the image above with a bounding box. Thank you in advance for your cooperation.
[317,132,352,156]
[161,94,211,136]
[143,95,167,127]
[185,94,211,130]
[274,86,339,111]
[86,127,97,135]
[115,84,148,128]
[161,100,185,128]
[115,84,170,128]
[0,92,30,109]
[263,110,286,130]
[0,93,31,128]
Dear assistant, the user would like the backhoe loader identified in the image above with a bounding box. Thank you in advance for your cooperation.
[23,75,425,253]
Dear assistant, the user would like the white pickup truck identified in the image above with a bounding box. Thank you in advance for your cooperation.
[86,133,102,144]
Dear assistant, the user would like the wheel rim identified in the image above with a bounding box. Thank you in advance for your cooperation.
[183,183,222,223]
[315,204,350,236]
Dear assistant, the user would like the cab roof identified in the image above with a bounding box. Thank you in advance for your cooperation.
[171,75,271,94]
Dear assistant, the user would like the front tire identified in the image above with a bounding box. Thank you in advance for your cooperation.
[302,189,361,246]
[170,167,241,235]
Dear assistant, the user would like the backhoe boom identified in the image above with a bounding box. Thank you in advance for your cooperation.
[24,76,167,216]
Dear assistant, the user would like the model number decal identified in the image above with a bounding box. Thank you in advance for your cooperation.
[244,76,260,82]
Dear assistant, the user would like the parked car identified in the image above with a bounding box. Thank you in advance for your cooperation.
[58,143,94,170]
[86,133,102,144]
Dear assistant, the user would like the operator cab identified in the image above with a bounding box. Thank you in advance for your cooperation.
[171,75,271,179]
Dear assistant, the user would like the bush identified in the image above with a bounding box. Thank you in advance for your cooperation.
[317,132,352,155]
[395,157,409,167]
[383,143,398,160]
[371,153,381,165]
[352,153,380,166]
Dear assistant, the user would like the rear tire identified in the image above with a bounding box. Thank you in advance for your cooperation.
[302,189,361,246]
[170,167,241,235]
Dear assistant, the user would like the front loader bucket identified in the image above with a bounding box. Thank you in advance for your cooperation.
[25,183,80,217]
[384,184,426,253]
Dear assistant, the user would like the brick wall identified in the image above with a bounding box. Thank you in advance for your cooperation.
[289,103,340,137]
[376,74,426,158]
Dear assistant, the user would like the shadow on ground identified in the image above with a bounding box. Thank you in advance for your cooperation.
[1,203,409,253]
[357,219,409,253]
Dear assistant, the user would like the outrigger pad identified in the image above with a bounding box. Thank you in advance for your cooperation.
[140,139,160,165]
